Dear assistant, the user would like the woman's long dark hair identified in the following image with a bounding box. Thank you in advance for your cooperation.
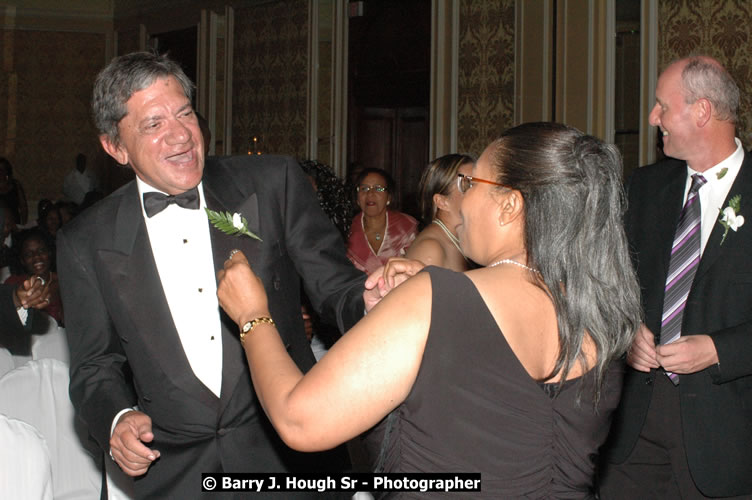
[488,122,641,404]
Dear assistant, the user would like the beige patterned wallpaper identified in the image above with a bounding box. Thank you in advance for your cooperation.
[457,0,516,157]
[232,0,308,159]
[1,29,106,215]
[658,0,752,150]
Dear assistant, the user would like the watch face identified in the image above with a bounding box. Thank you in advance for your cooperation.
[242,321,252,333]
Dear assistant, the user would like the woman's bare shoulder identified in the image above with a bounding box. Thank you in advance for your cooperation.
[407,227,448,266]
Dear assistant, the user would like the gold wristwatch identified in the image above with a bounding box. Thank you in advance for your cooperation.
[240,316,275,345]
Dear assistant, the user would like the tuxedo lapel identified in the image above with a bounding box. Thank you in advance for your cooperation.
[203,164,262,412]
[696,153,752,280]
[202,188,261,271]
[97,182,219,411]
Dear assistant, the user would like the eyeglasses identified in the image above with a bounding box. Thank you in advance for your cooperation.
[357,184,387,194]
[456,173,508,194]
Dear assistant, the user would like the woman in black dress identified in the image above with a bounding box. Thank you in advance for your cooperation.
[218,122,641,498]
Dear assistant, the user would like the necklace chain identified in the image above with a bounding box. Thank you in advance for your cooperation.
[432,218,467,254]
[362,212,387,249]
[488,258,539,273]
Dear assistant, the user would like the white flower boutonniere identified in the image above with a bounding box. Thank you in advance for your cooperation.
[205,208,262,241]
[718,194,744,245]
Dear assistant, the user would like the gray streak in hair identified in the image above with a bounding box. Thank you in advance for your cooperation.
[488,122,642,407]
[92,52,195,143]
[680,56,739,123]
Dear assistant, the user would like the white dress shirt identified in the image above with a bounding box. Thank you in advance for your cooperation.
[685,138,745,255]
[136,177,223,396]
[63,168,97,205]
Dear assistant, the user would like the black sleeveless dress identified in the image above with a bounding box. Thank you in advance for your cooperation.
[378,266,624,498]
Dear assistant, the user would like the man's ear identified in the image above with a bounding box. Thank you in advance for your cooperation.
[694,98,712,128]
[99,134,129,165]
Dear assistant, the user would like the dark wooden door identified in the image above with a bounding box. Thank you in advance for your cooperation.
[351,106,427,219]
[346,0,430,220]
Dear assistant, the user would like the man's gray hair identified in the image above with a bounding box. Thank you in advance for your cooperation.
[681,57,739,123]
[92,52,195,143]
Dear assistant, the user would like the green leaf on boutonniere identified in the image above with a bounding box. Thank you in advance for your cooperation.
[717,167,728,180]
[205,208,262,241]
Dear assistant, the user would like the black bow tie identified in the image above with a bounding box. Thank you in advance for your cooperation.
[143,187,200,217]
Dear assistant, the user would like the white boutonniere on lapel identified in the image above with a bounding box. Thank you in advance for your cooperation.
[718,195,744,246]
[205,208,262,241]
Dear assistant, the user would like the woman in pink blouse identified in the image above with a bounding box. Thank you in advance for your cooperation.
[346,168,418,274]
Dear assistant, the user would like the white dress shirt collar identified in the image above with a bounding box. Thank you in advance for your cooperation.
[685,138,745,255]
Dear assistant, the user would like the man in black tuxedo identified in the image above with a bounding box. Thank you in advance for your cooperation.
[601,56,752,498]
[57,52,367,498]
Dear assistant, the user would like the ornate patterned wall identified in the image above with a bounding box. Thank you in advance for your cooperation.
[457,0,516,157]
[232,0,308,159]
[658,0,752,149]
[2,29,106,213]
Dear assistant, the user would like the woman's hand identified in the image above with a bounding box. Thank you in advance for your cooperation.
[363,258,425,312]
[217,250,270,327]
[13,275,51,309]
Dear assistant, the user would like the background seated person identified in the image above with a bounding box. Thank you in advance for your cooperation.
[37,204,62,244]
[347,168,417,274]
[217,122,641,499]
[5,228,62,328]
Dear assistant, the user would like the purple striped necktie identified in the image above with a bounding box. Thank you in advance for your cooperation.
[660,173,706,384]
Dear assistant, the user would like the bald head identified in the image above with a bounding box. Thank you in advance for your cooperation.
[675,55,739,123]
[650,55,738,170]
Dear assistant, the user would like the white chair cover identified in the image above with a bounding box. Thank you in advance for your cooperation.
[0,347,14,378]
[0,413,54,499]
[0,359,100,499]
[32,323,70,364]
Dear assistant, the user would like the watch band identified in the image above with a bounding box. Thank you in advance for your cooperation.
[239,316,275,345]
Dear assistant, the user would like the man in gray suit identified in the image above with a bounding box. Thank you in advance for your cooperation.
[58,52,367,498]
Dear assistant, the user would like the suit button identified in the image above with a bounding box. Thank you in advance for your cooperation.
[142,396,152,403]
[645,377,652,385]
[217,428,228,436]
[273,279,281,290]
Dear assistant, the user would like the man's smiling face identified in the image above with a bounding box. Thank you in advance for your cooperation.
[649,61,697,162]
[101,75,204,195]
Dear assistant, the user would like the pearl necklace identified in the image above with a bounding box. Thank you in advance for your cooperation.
[488,258,539,273]
[432,219,467,261]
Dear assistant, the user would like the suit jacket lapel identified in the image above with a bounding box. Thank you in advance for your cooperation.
[98,182,219,411]
[203,165,262,412]
[656,162,689,274]
[696,152,752,280]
